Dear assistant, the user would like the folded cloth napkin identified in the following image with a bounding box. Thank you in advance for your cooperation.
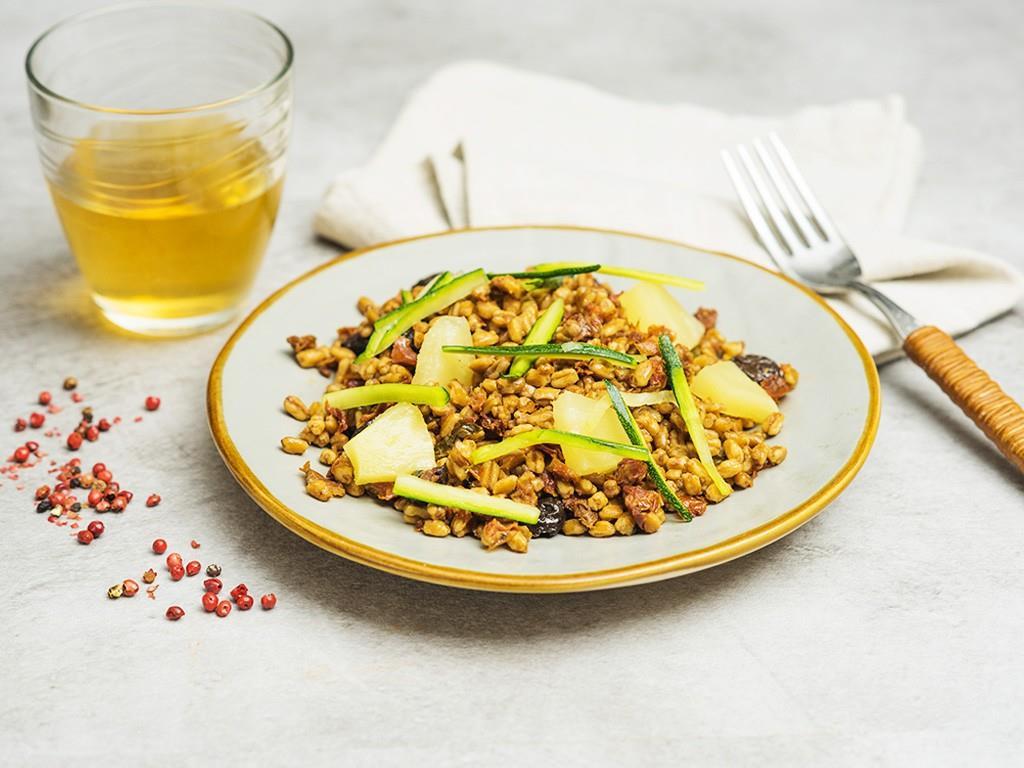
[315,61,1024,358]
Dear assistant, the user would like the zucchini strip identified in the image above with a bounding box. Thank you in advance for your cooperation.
[488,264,600,280]
[442,342,639,368]
[323,383,450,410]
[604,381,693,522]
[507,299,565,378]
[374,270,452,330]
[470,428,649,465]
[392,474,540,524]
[532,261,705,291]
[657,335,731,498]
[358,269,487,363]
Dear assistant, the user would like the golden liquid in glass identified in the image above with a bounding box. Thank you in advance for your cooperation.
[49,117,282,331]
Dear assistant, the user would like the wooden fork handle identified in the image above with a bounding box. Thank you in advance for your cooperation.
[904,326,1024,473]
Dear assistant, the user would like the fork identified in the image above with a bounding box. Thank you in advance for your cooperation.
[722,133,1024,473]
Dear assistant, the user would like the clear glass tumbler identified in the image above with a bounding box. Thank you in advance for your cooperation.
[26,3,293,336]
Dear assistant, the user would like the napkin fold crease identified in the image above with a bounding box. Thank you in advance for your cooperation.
[315,61,1023,358]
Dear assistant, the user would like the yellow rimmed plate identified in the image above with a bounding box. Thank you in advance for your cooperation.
[207,226,879,592]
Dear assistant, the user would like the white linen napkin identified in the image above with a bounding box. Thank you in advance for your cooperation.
[315,61,1024,358]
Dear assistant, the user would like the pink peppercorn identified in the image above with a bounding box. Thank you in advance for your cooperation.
[66,433,82,451]
[29,412,45,428]
[77,530,94,545]
[13,446,30,463]
[38,391,52,405]
[260,593,277,611]
[165,606,185,621]
[87,520,105,538]
[14,418,27,432]
[215,600,231,617]
[146,494,161,507]
[144,396,160,411]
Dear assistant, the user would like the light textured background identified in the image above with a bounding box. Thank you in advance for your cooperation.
[2,1,1022,765]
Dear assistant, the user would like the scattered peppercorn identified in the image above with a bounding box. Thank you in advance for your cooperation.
[107,584,124,599]
[14,418,27,432]
[185,560,201,577]
[215,600,231,617]
[144,396,161,411]
[81,407,93,423]
[169,564,185,581]
[237,594,255,611]
[190,540,200,549]
[229,584,248,602]
[71,392,83,403]
[202,592,219,612]
[29,412,45,428]
[77,530,94,545]
[142,568,157,584]
[145,494,161,507]
[35,500,52,514]
[260,593,277,611]
[96,469,112,483]
[165,606,185,621]
[97,418,111,432]
[35,485,50,500]
[166,552,183,569]
[205,564,221,577]
[85,426,99,442]
[122,579,139,597]
[13,446,30,463]
[63,377,78,390]
[87,520,104,538]
[38,391,52,405]
[87,489,103,506]
[110,496,126,512]
[152,539,167,555]
[25,441,39,453]
[66,433,82,451]
[203,578,223,594]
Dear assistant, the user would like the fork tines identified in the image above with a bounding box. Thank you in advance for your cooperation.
[721,134,839,261]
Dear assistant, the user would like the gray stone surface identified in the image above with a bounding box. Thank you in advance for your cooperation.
[2,1,1022,765]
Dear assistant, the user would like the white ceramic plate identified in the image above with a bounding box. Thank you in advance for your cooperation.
[208,227,879,592]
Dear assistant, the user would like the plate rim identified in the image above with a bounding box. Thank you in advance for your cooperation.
[207,225,881,592]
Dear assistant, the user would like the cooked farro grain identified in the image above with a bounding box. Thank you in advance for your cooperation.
[281,269,797,553]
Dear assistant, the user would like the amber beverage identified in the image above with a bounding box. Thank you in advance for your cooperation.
[27,5,292,335]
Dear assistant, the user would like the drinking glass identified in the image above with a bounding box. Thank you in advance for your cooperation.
[26,3,293,336]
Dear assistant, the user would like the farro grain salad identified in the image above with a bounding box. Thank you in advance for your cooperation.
[280,262,797,553]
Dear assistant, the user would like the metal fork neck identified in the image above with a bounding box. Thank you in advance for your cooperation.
[849,280,919,340]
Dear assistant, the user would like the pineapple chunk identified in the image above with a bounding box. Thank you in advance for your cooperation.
[412,316,474,389]
[690,360,779,422]
[552,391,631,476]
[342,403,436,484]
[619,282,705,349]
